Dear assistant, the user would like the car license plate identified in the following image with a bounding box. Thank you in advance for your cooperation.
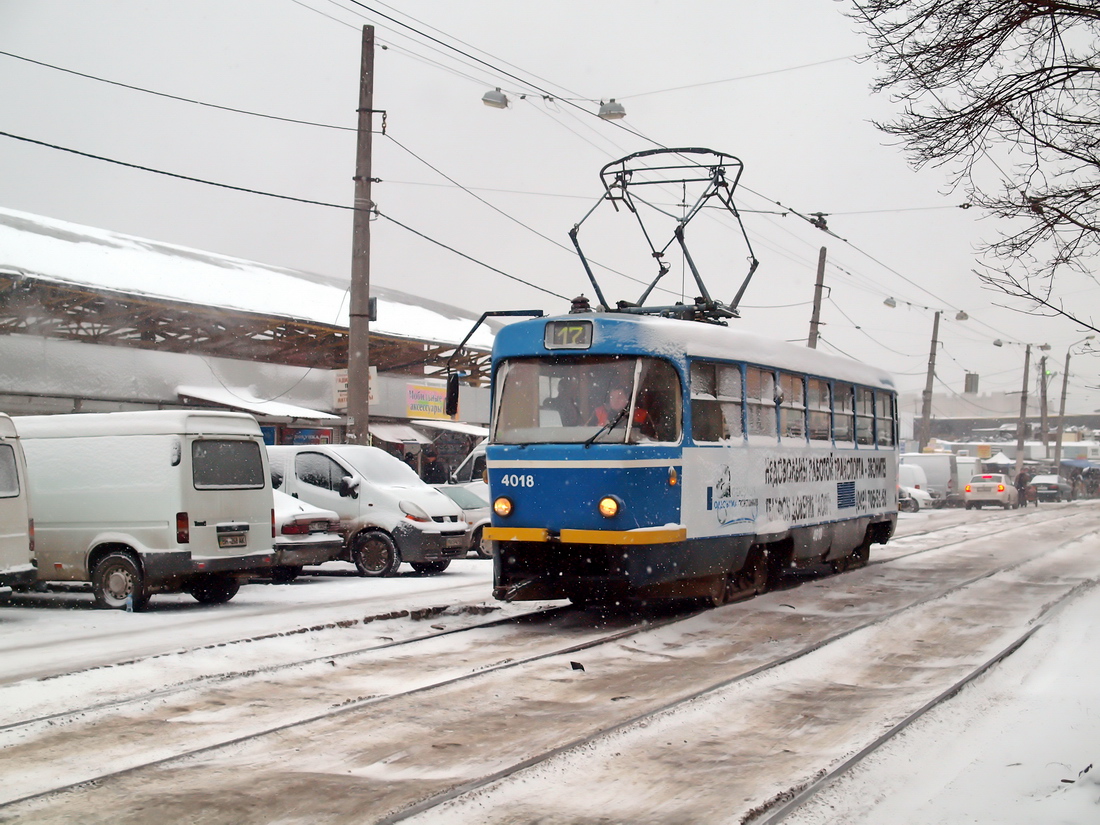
[445,536,465,548]
[218,533,246,548]
[309,521,329,532]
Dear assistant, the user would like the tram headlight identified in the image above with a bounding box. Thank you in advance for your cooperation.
[493,497,513,517]
[598,495,623,518]
[668,466,678,486]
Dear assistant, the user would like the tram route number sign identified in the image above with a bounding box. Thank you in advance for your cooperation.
[544,320,593,350]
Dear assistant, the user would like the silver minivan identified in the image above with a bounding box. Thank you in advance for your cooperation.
[0,413,35,596]
[268,444,467,576]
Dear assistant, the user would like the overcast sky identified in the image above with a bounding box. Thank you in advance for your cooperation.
[0,0,1096,415]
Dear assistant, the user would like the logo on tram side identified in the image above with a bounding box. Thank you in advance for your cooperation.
[707,465,757,526]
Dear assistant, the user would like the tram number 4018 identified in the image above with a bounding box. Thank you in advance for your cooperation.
[499,473,535,488]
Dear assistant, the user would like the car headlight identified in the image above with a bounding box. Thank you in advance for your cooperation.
[399,500,431,522]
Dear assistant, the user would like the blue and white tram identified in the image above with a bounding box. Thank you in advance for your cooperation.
[482,310,899,606]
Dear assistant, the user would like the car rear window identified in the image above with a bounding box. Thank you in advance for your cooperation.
[0,444,19,497]
[192,439,265,490]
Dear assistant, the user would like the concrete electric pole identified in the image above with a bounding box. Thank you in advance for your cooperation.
[346,25,375,445]
[917,310,941,452]
[807,247,826,349]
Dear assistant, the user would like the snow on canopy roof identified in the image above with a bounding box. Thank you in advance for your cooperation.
[0,206,494,350]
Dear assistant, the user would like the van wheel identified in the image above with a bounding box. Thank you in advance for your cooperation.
[353,531,399,577]
[93,552,149,611]
[270,565,302,583]
[411,560,451,574]
[187,574,240,605]
[472,527,493,559]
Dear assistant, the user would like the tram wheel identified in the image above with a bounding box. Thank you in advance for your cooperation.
[704,573,730,607]
[729,548,769,602]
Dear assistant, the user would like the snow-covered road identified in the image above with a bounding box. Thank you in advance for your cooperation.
[1,503,1098,824]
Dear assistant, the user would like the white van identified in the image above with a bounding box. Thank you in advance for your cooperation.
[0,413,35,596]
[900,452,959,508]
[448,439,488,499]
[16,411,275,610]
[268,444,467,577]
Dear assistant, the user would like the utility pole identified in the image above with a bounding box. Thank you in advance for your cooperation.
[918,310,941,452]
[1013,344,1032,480]
[1038,355,1048,450]
[1053,348,1072,467]
[807,246,826,349]
[346,25,375,445]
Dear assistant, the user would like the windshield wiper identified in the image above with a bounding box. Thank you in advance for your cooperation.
[584,406,628,448]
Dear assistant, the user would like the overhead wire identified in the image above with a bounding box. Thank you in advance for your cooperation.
[0,2,1040,365]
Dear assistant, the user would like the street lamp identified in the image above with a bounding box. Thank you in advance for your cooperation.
[482,87,509,108]
[1053,335,1096,468]
[597,99,627,119]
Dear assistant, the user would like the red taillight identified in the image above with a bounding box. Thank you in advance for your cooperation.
[914,484,920,489]
[998,484,1006,492]
[271,508,276,539]
[281,521,311,536]
[28,518,34,554]
[965,484,972,493]
[176,512,189,544]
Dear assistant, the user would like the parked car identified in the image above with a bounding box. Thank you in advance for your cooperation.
[898,464,932,512]
[267,444,467,577]
[0,413,36,596]
[963,473,1019,510]
[901,485,933,512]
[435,484,491,558]
[1029,474,1073,502]
[16,411,275,610]
[448,439,488,500]
[900,453,958,507]
[269,489,343,582]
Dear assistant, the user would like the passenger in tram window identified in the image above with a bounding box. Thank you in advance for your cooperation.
[544,376,582,425]
[594,386,649,429]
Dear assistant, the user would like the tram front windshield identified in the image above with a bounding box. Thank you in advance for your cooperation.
[493,355,682,445]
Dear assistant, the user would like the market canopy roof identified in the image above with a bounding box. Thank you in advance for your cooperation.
[0,207,497,382]
[1060,458,1098,469]
[177,385,339,420]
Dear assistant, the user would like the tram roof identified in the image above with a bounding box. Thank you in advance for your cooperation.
[495,312,896,391]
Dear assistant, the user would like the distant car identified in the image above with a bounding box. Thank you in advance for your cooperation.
[900,485,932,512]
[1029,474,1073,502]
[435,484,492,559]
[963,474,1019,510]
[270,489,344,582]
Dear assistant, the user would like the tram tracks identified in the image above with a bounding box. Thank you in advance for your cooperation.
[3,507,1099,822]
[2,506,1079,739]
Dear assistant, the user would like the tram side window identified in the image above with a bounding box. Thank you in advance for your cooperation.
[778,372,806,439]
[807,378,831,441]
[746,367,777,437]
[689,361,742,443]
[856,387,875,445]
[876,392,896,446]
[635,358,683,442]
[833,382,855,442]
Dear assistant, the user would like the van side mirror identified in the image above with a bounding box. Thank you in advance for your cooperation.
[445,373,460,417]
[339,475,360,499]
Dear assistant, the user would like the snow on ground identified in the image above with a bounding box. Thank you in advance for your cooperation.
[785,579,1100,824]
[3,507,1099,824]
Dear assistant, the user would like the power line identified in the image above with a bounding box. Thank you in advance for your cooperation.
[0,49,355,132]
[621,55,858,99]
[0,129,563,299]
